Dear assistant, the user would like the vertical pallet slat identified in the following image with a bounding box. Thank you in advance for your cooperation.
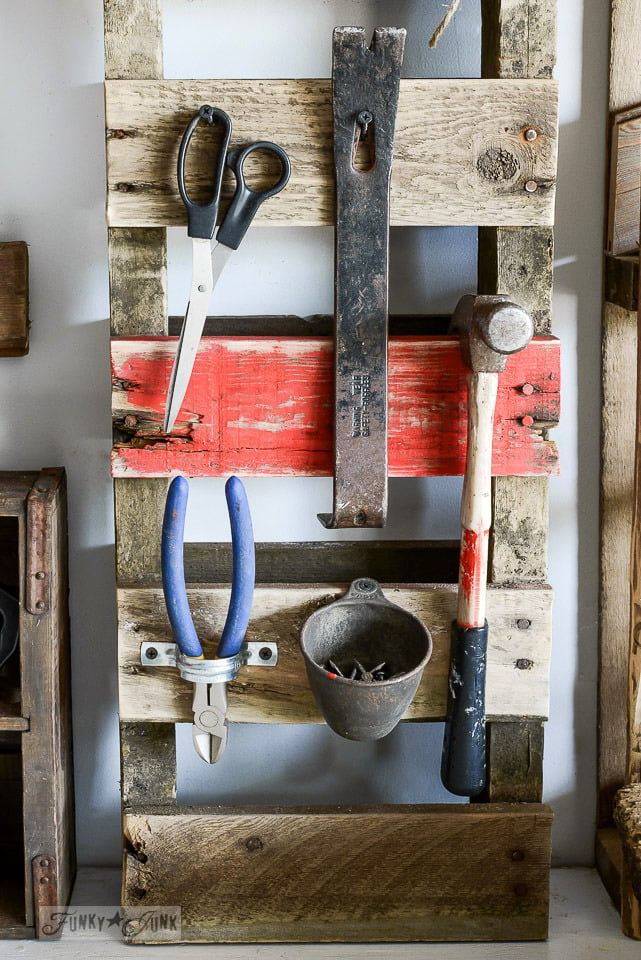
[598,0,641,938]
[104,0,176,804]
[600,0,641,821]
[479,0,556,802]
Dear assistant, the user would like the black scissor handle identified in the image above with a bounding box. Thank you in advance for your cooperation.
[177,105,232,240]
[216,141,291,250]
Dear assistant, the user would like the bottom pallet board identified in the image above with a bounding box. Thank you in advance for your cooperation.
[122,804,553,943]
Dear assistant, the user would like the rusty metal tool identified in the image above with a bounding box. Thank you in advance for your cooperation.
[441,295,533,796]
[161,474,255,763]
[318,26,405,529]
[164,105,290,433]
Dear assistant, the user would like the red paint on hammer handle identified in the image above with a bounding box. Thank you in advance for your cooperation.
[458,527,489,629]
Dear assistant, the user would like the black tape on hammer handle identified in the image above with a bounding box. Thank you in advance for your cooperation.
[441,621,488,797]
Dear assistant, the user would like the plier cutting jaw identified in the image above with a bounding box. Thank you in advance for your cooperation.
[161,475,255,763]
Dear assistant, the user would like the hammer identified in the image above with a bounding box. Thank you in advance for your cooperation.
[441,294,533,796]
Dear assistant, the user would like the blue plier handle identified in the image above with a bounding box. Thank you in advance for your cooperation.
[161,475,255,660]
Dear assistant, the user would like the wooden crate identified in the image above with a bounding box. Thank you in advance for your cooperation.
[0,468,75,938]
[106,0,558,943]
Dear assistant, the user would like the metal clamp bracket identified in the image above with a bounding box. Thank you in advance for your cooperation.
[140,640,278,683]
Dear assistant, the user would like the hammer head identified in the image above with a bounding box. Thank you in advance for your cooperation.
[450,294,533,372]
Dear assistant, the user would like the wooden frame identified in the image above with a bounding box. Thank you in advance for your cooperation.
[106,0,557,943]
[0,468,75,938]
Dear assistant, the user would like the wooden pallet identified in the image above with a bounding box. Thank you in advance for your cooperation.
[106,0,557,943]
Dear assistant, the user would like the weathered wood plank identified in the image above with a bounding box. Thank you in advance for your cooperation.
[605,252,638,310]
[480,719,544,802]
[122,804,552,942]
[490,475,549,582]
[105,78,558,228]
[599,0,641,829]
[103,0,163,82]
[481,0,557,79]
[121,722,176,809]
[608,107,641,255]
[181,541,460,586]
[110,336,560,479]
[479,0,556,805]
[118,583,552,724]
[19,470,75,927]
[0,242,28,357]
[478,226,553,335]
[600,303,637,818]
[629,257,641,783]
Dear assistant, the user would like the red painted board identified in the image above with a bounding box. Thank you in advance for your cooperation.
[111,336,560,479]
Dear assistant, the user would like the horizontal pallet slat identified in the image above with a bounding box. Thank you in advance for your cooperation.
[111,335,560,478]
[105,78,558,228]
[118,582,552,723]
[122,804,552,942]
[0,703,28,733]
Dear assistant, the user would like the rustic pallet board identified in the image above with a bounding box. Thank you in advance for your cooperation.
[598,0,641,939]
[608,105,641,256]
[118,583,552,724]
[122,804,553,943]
[105,78,558,228]
[111,335,560,478]
[0,242,29,357]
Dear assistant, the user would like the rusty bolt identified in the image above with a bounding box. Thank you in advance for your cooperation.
[354,511,367,526]
[124,415,138,429]
[524,180,538,193]
[521,383,534,396]
[524,128,538,142]
[246,836,263,852]
[36,601,45,610]
[35,571,46,580]
[40,859,50,868]
[521,415,535,427]
[511,849,525,861]
[517,618,531,630]
[116,182,135,193]
[40,876,50,884]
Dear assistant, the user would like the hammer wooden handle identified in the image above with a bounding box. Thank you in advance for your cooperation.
[457,370,497,628]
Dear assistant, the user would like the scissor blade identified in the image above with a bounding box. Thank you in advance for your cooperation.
[164,239,215,433]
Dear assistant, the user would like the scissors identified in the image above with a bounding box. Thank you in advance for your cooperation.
[161,474,255,763]
[163,105,291,434]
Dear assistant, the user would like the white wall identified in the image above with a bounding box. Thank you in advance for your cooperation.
[0,0,607,866]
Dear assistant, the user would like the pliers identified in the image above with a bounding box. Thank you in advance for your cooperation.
[161,474,255,763]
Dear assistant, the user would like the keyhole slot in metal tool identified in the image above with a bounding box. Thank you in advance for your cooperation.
[353,110,375,172]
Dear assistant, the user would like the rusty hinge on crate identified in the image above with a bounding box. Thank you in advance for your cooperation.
[32,855,59,938]
[25,469,61,615]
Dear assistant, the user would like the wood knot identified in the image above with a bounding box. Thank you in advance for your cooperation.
[477,147,519,183]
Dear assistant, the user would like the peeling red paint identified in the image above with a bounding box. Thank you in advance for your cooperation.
[110,335,561,479]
